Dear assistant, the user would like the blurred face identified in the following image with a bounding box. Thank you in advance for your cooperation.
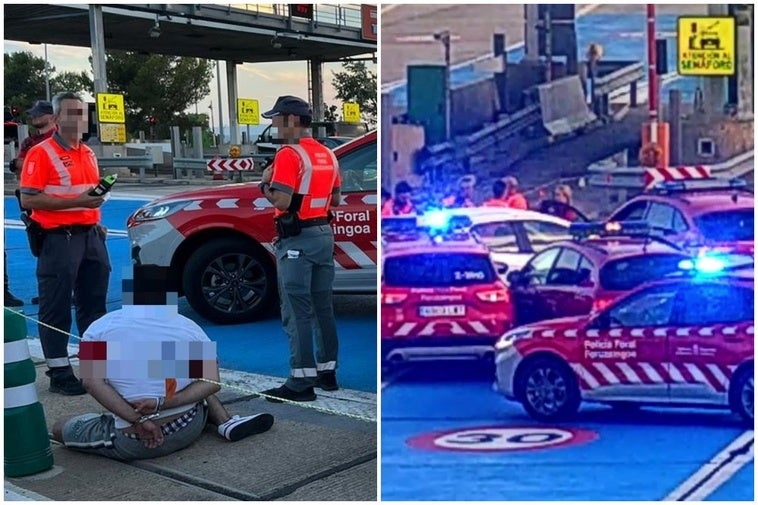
[271,114,303,145]
[397,190,411,203]
[30,113,54,130]
[460,183,474,199]
[555,189,569,204]
[506,182,516,195]
[55,99,87,141]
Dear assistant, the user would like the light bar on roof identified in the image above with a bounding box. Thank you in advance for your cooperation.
[653,177,747,194]
[569,220,650,239]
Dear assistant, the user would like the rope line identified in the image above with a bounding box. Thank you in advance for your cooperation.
[4,308,376,423]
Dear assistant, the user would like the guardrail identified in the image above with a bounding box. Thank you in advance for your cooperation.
[591,61,645,116]
[226,4,363,30]
[587,151,755,190]
[97,156,154,182]
[417,104,542,178]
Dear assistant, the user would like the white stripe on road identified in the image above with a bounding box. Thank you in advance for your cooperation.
[664,431,754,501]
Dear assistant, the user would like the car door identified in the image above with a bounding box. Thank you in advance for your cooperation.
[645,202,689,243]
[581,283,679,402]
[538,248,596,320]
[518,220,573,254]
[330,135,377,291]
[668,283,755,404]
[470,221,528,271]
[511,247,561,325]
[609,199,649,222]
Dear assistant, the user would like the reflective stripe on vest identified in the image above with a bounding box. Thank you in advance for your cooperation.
[4,383,39,409]
[4,340,31,364]
[40,141,72,187]
[288,143,338,212]
[44,183,93,196]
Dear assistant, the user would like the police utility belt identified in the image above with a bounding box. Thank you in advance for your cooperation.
[21,216,96,258]
[275,214,330,239]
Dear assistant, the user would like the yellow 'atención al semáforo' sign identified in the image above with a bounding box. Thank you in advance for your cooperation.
[677,16,736,76]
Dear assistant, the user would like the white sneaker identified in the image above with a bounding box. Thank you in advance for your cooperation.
[217,413,275,442]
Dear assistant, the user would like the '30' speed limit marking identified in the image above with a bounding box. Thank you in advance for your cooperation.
[407,426,598,453]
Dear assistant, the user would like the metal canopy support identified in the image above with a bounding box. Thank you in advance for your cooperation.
[701,3,729,116]
[226,60,240,145]
[216,60,224,145]
[89,5,107,95]
[524,4,540,61]
[310,58,325,123]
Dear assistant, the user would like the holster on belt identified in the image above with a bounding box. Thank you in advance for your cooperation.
[15,189,45,258]
[275,212,302,239]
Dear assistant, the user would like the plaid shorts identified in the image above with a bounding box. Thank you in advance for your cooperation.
[61,402,208,461]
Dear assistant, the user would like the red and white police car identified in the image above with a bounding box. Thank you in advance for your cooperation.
[127,131,377,324]
[494,254,754,424]
[609,178,754,256]
[382,213,514,365]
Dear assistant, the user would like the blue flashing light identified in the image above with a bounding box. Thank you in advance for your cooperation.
[678,255,726,274]
[432,235,444,244]
[425,210,450,230]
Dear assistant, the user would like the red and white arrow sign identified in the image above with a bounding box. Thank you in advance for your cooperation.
[206,158,255,171]
[644,165,711,190]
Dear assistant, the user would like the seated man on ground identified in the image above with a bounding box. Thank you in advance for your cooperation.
[51,265,274,461]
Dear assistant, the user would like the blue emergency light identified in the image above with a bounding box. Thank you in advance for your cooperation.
[653,178,747,194]
[569,220,650,239]
[678,256,725,274]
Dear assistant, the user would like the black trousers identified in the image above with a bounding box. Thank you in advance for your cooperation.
[37,227,110,369]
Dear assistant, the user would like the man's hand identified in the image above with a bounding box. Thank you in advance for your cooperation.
[261,166,273,184]
[133,420,164,449]
[130,398,158,415]
[75,189,105,209]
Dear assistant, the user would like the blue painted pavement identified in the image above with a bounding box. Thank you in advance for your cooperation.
[381,363,753,501]
[4,195,377,392]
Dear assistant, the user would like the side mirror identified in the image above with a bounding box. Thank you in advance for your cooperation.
[578,278,595,288]
[495,263,509,275]
[506,270,522,286]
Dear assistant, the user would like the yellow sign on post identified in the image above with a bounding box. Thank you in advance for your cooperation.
[100,123,127,143]
[96,93,126,123]
[677,16,736,76]
[237,99,260,125]
[343,102,361,123]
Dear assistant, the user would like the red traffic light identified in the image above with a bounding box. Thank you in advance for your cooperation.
[290,4,313,19]
[10,106,20,117]
[149,116,156,125]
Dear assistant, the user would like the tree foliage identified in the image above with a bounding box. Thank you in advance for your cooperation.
[51,71,93,97]
[103,51,213,138]
[331,61,377,124]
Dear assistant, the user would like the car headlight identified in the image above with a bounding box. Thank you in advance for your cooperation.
[131,201,191,222]
[494,329,532,351]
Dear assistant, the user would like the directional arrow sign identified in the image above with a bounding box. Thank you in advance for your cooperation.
[207,158,255,171]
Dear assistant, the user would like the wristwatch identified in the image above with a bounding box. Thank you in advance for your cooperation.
[259,181,271,193]
[132,412,161,425]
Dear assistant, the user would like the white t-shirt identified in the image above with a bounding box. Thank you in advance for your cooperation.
[82,305,214,429]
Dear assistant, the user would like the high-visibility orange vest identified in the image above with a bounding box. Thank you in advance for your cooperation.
[19,135,101,229]
[381,199,414,216]
[270,138,341,220]
[483,198,510,208]
[505,193,528,210]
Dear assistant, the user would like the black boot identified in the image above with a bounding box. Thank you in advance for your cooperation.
[4,290,23,307]
[46,368,86,396]
[261,384,316,403]
[316,371,339,391]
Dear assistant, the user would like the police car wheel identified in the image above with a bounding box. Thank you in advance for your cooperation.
[183,237,276,324]
[729,367,754,425]
[517,357,580,422]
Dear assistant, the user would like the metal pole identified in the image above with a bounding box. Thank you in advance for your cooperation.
[544,9,552,82]
[646,4,658,122]
[216,61,224,145]
[44,44,51,101]
[441,31,451,142]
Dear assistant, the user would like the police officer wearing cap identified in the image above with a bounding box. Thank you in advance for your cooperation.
[19,92,110,396]
[257,96,342,403]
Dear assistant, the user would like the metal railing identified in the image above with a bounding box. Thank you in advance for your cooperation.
[591,61,646,116]
[228,4,363,29]
[587,151,755,190]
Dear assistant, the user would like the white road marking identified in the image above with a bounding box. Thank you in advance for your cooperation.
[664,430,754,501]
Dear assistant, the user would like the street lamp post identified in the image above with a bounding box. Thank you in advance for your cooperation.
[434,30,452,142]
[44,44,51,101]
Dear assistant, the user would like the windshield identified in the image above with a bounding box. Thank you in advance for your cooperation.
[384,253,496,287]
[695,209,754,242]
[599,254,687,291]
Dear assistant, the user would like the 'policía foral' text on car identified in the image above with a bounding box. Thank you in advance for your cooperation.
[494,253,754,424]
[127,131,377,324]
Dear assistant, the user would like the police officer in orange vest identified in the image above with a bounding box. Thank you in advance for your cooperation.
[19,92,110,396]
[257,96,342,403]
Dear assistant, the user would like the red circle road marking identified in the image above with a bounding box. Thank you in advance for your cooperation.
[407,426,598,453]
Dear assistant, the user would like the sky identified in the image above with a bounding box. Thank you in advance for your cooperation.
[3,4,376,141]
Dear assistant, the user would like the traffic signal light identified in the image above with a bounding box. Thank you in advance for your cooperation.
[10,105,20,118]
[290,4,314,19]
[149,116,156,125]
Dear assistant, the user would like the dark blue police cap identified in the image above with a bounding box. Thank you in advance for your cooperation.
[261,95,312,119]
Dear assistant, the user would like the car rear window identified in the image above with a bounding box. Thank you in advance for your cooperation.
[384,253,496,287]
[599,254,687,291]
[694,209,754,242]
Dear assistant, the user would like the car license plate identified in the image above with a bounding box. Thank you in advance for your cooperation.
[419,305,466,317]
